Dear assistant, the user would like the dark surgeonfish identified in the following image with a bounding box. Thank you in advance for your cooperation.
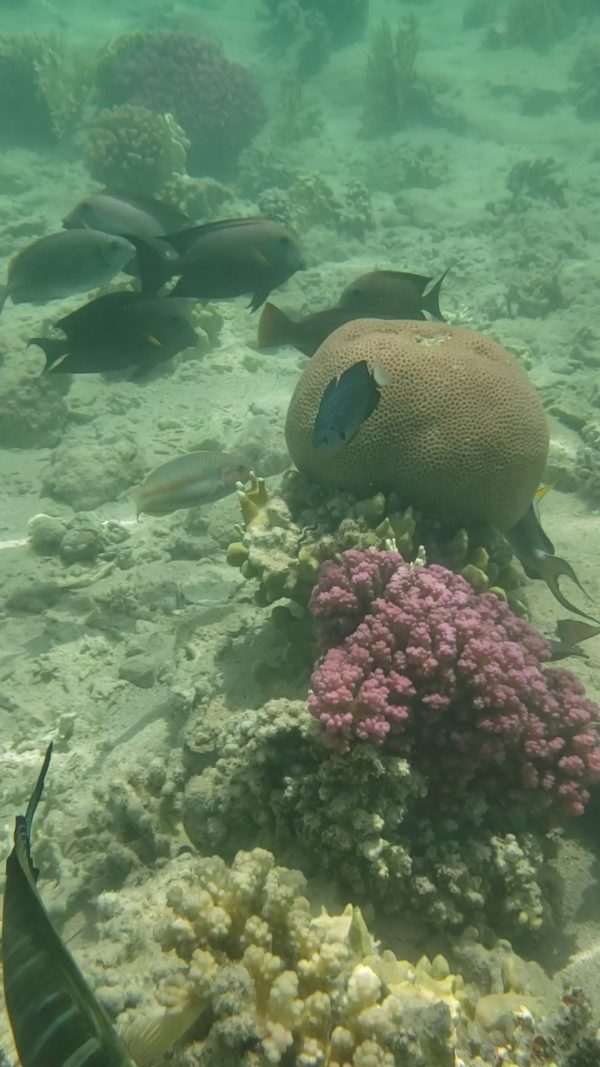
[337,268,449,322]
[507,491,598,621]
[131,450,251,517]
[0,229,136,313]
[2,745,198,1067]
[258,302,387,358]
[63,190,191,240]
[28,290,198,380]
[312,359,390,455]
[134,216,306,311]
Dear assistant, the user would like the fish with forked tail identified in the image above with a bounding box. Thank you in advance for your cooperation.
[258,302,388,358]
[133,216,306,311]
[2,745,198,1067]
[507,491,598,621]
[337,268,449,322]
[28,291,198,380]
[63,190,191,240]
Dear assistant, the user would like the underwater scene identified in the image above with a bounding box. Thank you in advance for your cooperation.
[1,0,600,1064]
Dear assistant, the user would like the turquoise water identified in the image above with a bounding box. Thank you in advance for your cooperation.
[1,2,600,1065]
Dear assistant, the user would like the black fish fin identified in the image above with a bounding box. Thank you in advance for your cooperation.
[126,235,174,293]
[163,216,263,254]
[421,267,450,321]
[538,555,599,622]
[0,284,8,314]
[377,270,432,294]
[248,288,270,312]
[28,336,69,371]
[15,742,53,888]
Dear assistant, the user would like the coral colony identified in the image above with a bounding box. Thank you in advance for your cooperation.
[309,549,600,815]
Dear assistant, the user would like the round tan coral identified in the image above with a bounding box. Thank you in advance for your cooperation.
[285,319,549,531]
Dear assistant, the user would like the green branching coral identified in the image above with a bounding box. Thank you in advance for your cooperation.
[84,105,189,195]
[0,33,82,143]
[182,699,557,942]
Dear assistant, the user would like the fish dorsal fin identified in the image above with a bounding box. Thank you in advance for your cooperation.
[377,270,433,294]
[55,290,142,332]
[119,1001,203,1067]
[164,216,266,253]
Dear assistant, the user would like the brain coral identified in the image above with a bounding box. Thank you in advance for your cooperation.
[285,319,549,531]
[97,32,266,175]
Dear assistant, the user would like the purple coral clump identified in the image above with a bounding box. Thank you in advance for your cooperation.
[99,33,266,174]
[309,549,600,816]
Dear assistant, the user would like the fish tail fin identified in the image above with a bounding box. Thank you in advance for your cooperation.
[537,555,599,622]
[14,743,53,888]
[0,284,8,314]
[127,235,173,294]
[28,336,69,371]
[422,267,450,321]
[257,302,295,349]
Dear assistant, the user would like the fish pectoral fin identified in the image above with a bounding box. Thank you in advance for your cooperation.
[119,1000,203,1067]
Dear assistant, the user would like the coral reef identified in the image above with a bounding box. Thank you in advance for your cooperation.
[309,549,600,815]
[262,0,368,75]
[0,33,82,143]
[161,174,233,221]
[506,158,567,209]
[78,844,581,1066]
[84,105,189,196]
[285,319,549,531]
[182,698,558,939]
[257,173,374,239]
[96,33,266,175]
[229,471,529,620]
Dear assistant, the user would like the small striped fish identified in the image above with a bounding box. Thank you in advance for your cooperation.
[2,744,138,1067]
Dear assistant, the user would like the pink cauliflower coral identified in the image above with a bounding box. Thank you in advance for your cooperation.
[309,549,600,815]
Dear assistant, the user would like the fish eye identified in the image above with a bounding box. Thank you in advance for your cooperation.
[109,239,121,250]
[279,235,290,244]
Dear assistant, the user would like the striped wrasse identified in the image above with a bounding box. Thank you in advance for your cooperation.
[2,745,196,1067]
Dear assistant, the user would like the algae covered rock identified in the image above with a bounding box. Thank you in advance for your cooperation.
[42,436,146,511]
[84,105,189,195]
[0,362,70,448]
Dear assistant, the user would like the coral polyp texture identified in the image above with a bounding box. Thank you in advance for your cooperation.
[309,550,600,815]
[84,105,189,195]
[96,33,267,175]
[285,319,549,532]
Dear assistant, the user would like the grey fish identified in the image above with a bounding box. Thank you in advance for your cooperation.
[0,229,135,313]
[338,268,449,322]
[507,497,598,621]
[312,359,388,455]
[63,191,190,241]
[2,745,198,1067]
[131,450,251,516]
[133,216,306,311]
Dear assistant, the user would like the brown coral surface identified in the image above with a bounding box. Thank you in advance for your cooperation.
[285,319,549,530]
